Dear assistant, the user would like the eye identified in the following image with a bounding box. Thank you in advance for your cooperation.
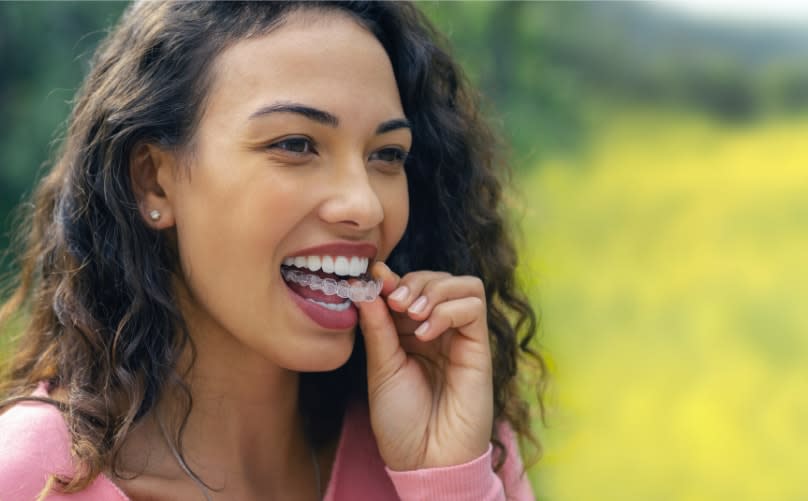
[369,147,409,164]
[268,136,317,155]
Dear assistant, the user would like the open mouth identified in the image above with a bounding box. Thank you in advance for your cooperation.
[279,254,381,330]
[280,255,381,303]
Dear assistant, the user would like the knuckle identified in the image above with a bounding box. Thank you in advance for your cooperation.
[420,275,449,296]
[457,275,486,299]
[430,301,450,318]
[397,277,422,294]
[467,295,485,311]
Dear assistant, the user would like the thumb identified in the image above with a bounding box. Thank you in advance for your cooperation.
[356,297,404,385]
[357,261,405,385]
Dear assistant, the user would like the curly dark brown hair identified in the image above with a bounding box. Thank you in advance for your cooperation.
[0,1,548,496]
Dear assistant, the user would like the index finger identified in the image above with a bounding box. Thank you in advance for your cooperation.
[369,261,401,297]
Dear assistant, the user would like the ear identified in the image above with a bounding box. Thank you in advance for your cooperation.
[130,142,178,229]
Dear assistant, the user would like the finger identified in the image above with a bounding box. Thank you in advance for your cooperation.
[384,270,452,313]
[369,261,401,296]
[401,275,486,322]
[412,296,488,345]
[367,263,439,335]
[399,329,443,357]
[388,309,421,336]
[355,294,406,387]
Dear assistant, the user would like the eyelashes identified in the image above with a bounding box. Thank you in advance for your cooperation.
[266,136,409,167]
[270,136,315,155]
[370,147,408,164]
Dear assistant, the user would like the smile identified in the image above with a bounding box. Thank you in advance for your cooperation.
[282,255,369,276]
[280,244,379,329]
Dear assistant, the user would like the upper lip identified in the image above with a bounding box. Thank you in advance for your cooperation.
[283,241,378,261]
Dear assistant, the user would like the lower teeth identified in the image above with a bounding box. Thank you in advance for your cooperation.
[281,268,382,302]
[306,298,352,311]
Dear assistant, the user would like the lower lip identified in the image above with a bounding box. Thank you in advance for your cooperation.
[283,278,358,330]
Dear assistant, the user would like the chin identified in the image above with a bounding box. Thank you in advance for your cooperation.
[286,329,356,373]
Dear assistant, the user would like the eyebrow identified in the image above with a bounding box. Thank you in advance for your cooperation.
[376,118,411,135]
[248,101,411,135]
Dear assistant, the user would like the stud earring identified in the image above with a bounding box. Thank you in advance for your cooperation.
[148,209,161,221]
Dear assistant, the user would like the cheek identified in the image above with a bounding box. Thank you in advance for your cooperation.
[380,175,409,256]
[169,170,311,347]
[242,175,307,249]
[171,169,297,299]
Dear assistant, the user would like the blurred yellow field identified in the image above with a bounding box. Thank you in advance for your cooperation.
[521,113,808,500]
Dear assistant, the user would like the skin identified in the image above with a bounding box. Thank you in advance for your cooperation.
[126,9,493,500]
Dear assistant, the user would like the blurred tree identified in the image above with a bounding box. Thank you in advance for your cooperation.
[0,2,126,274]
[424,1,808,154]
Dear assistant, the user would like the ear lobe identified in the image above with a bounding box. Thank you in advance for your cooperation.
[129,142,177,229]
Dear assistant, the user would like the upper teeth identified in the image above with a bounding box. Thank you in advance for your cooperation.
[282,255,369,277]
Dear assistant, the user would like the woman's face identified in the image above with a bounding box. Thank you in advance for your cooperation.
[164,11,411,371]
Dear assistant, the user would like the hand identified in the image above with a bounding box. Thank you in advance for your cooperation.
[355,261,494,471]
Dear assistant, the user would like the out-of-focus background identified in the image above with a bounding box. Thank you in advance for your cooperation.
[2,2,807,499]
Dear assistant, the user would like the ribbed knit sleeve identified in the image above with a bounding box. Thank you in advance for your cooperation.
[384,422,535,501]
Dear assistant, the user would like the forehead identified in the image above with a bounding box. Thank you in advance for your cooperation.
[201,10,403,128]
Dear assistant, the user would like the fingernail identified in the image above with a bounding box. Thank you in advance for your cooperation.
[414,321,430,337]
[390,286,408,302]
[409,296,428,314]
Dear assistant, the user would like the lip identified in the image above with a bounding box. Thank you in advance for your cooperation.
[280,240,375,330]
[283,277,359,330]
[283,241,378,261]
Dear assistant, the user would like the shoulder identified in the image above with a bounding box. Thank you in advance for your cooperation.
[0,396,74,499]
[0,393,128,500]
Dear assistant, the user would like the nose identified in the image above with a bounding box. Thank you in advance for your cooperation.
[318,159,384,231]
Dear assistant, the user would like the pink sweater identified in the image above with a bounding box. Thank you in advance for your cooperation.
[0,385,534,500]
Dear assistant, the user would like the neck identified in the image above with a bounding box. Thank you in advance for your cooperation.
[119,285,317,498]
[175,329,306,485]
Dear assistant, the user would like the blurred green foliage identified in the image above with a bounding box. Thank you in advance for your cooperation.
[423,2,808,154]
[0,2,127,271]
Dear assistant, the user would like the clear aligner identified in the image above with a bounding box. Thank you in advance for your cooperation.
[281,268,382,302]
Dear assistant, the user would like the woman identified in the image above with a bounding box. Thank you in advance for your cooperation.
[0,2,546,500]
